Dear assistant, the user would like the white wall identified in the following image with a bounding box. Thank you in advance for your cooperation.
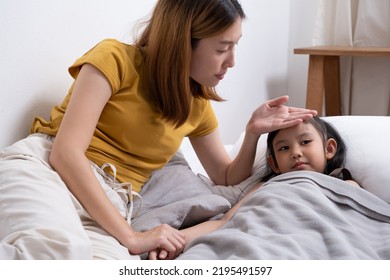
[0,0,318,148]
[0,0,157,148]
[214,0,290,143]
[287,0,321,109]
[218,0,322,143]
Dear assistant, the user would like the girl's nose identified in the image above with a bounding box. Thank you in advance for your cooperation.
[291,146,302,159]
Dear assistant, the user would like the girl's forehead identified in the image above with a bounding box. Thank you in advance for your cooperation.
[274,122,319,141]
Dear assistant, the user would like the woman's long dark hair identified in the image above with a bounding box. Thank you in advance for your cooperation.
[261,116,347,181]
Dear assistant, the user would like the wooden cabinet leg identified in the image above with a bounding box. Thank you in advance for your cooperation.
[306,55,325,114]
[323,56,341,115]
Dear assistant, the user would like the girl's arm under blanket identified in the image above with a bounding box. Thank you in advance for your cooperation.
[148,182,262,260]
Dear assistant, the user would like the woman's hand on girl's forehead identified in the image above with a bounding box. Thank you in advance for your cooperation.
[246,95,317,137]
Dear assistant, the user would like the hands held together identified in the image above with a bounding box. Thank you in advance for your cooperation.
[128,223,185,260]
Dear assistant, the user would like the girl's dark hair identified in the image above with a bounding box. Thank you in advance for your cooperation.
[261,116,347,181]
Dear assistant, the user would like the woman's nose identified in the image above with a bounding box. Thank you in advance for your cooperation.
[224,51,235,68]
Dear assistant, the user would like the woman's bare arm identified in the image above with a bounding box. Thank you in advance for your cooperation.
[50,64,184,257]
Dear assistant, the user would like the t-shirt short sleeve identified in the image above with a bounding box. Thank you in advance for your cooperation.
[68,39,130,95]
[187,100,218,138]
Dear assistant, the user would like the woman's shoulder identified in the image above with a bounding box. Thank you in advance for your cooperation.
[94,39,141,58]
[70,39,140,68]
[69,39,143,94]
[96,38,134,49]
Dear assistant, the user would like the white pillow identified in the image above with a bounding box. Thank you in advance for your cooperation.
[228,116,390,203]
[325,116,390,203]
[228,131,268,175]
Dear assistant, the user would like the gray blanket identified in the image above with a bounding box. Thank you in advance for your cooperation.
[178,171,390,259]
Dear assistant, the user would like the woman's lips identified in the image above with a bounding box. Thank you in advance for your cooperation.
[215,72,226,80]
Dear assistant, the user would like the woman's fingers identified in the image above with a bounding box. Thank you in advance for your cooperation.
[287,107,317,117]
[267,95,317,118]
[159,249,169,260]
[132,224,185,259]
[266,95,289,107]
[150,224,185,259]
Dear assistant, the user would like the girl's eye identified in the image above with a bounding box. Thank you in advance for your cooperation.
[278,146,289,152]
[301,140,312,145]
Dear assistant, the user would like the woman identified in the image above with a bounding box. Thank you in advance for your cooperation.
[0,0,316,260]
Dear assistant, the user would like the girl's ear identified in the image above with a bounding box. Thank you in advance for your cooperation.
[268,156,280,173]
[325,138,337,160]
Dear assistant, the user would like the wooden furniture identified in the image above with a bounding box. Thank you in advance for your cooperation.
[294,46,390,115]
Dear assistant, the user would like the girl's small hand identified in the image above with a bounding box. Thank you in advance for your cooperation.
[127,224,185,259]
[148,248,171,260]
[148,249,160,260]
[246,95,317,136]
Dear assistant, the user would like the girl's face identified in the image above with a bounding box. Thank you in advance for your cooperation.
[190,18,242,87]
[269,122,337,175]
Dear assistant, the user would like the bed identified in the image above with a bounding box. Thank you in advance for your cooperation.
[130,115,390,259]
[1,111,389,260]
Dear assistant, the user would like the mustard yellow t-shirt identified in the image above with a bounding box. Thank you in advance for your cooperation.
[31,39,218,193]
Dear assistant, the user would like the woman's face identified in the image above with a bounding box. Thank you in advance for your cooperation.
[190,18,242,87]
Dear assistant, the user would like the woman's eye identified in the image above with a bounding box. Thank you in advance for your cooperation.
[217,49,228,54]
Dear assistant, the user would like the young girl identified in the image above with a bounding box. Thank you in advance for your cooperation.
[0,0,316,260]
[149,116,359,259]
[263,115,355,182]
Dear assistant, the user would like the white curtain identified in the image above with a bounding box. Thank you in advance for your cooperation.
[312,0,390,115]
